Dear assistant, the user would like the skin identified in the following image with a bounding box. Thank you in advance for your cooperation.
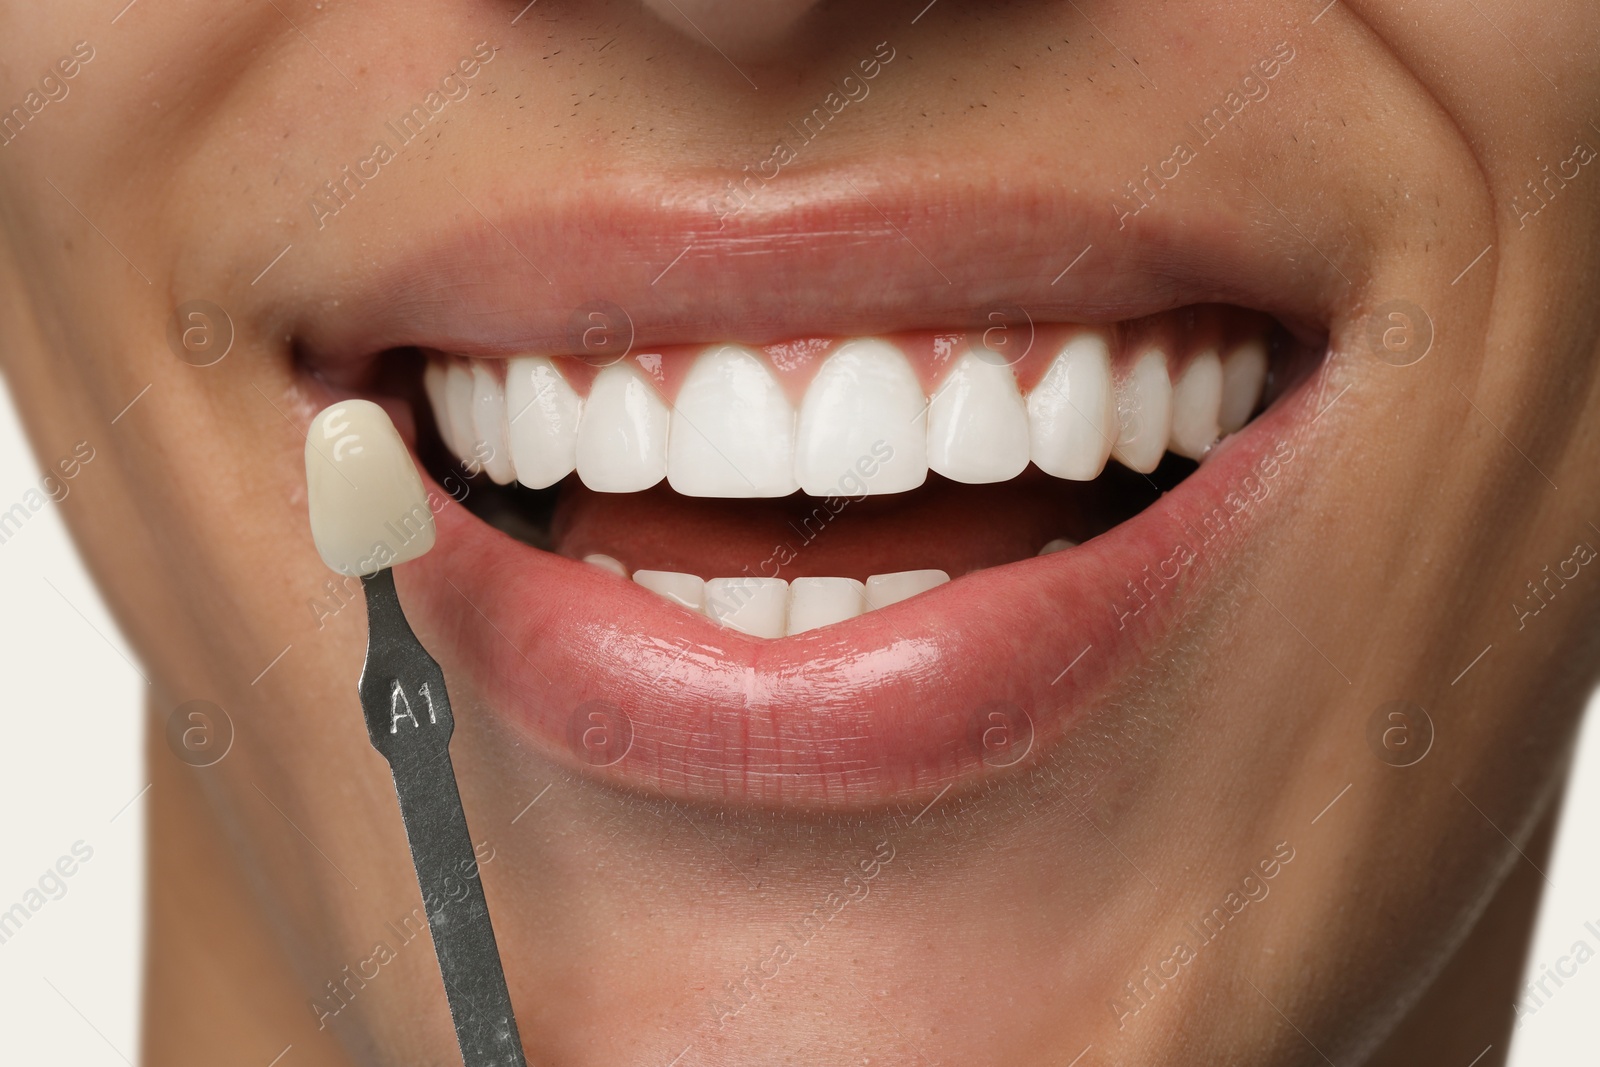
[2,0,1599,1064]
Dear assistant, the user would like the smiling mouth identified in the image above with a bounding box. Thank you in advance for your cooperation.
[297,296,1319,804]
[283,171,1333,805]
[410,307,1283,639]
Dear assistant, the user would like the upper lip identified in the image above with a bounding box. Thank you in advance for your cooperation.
[280,165,1340,370]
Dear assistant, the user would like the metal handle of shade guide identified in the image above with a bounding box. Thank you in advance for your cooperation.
[359,568,528,1067]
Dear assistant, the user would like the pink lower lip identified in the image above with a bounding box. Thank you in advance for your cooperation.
[398,389,1302,808]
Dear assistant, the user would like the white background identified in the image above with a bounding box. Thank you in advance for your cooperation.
[0,377,1594,1064]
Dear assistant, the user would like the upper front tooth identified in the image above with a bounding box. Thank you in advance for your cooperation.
[423,361,456,453]
[470,363,517,484]
[506,356,582,489]
[864,568,949,609]
[1219,338,1268,433]
[705,577,789,638]
[1027,333,1116,481]
[794,339,928,497]
[444,362,478,463]
[926,352,1030,484]
[1168,350,1223,460]
[1111,348,1173,473]
[576,363,670,493]
[668,345,798,498]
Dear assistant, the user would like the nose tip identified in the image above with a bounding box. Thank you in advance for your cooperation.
[638,0,827,59]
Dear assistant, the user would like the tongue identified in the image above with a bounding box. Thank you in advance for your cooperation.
[549,471,1148,581]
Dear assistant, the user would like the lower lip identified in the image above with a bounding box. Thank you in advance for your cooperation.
[398,394,1301,808]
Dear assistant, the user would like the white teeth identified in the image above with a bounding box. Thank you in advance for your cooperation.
[864,569,950,609]
[427,330,1272,496]
[668,345,798,498]
[1111,348,1173,474]
[786,577,867,634]
[1028,333,1116,481]
[1219,339,1268,434]
[423,361,456,454]
[506,356,582,489]
[304,400,435,576]
[926,352,1030,484]
[576,363,671,493]
[794,339,927,497]
[583,553,628,577]
[705,577,789,638]
[632,569,706,611]
[470,363,517,484]
[1168,350,1223,460]
[618,566,943,636]
[444,362,478,462]
[1038,538,1075,555]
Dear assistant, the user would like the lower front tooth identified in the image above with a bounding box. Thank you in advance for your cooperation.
[1111,348,1173,474]
[632,569,706,611]
[582,553,628,578]
[786,577,866,634]
[705,577,789,638]
[471,363,517,484]
[1168,350,1223,460]
[864,569,950,609]
[1038,538,1075,555]
[576,363,670,493]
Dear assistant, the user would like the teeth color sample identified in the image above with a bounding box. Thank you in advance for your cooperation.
[632,569,706,611]
[506,356,583,489]
[1168,350,1224,460]
[576,363,671,492]
[1219,339,1268,434]
[786,577,867,634]
[444,362,478,462]
[470,363,517,484]
[1111,348,1173,474]
[705,577,789,638]
[926,353,1030,483]
[1027,334,1116,481]
[1038,538,1076,555]
[583,553,628,577]
[305,400,435,576]
[794,339,928,496]
[668,345,798,498]
[864,569,950,609]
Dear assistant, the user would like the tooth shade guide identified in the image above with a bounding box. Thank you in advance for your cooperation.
[305,400,436,576]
